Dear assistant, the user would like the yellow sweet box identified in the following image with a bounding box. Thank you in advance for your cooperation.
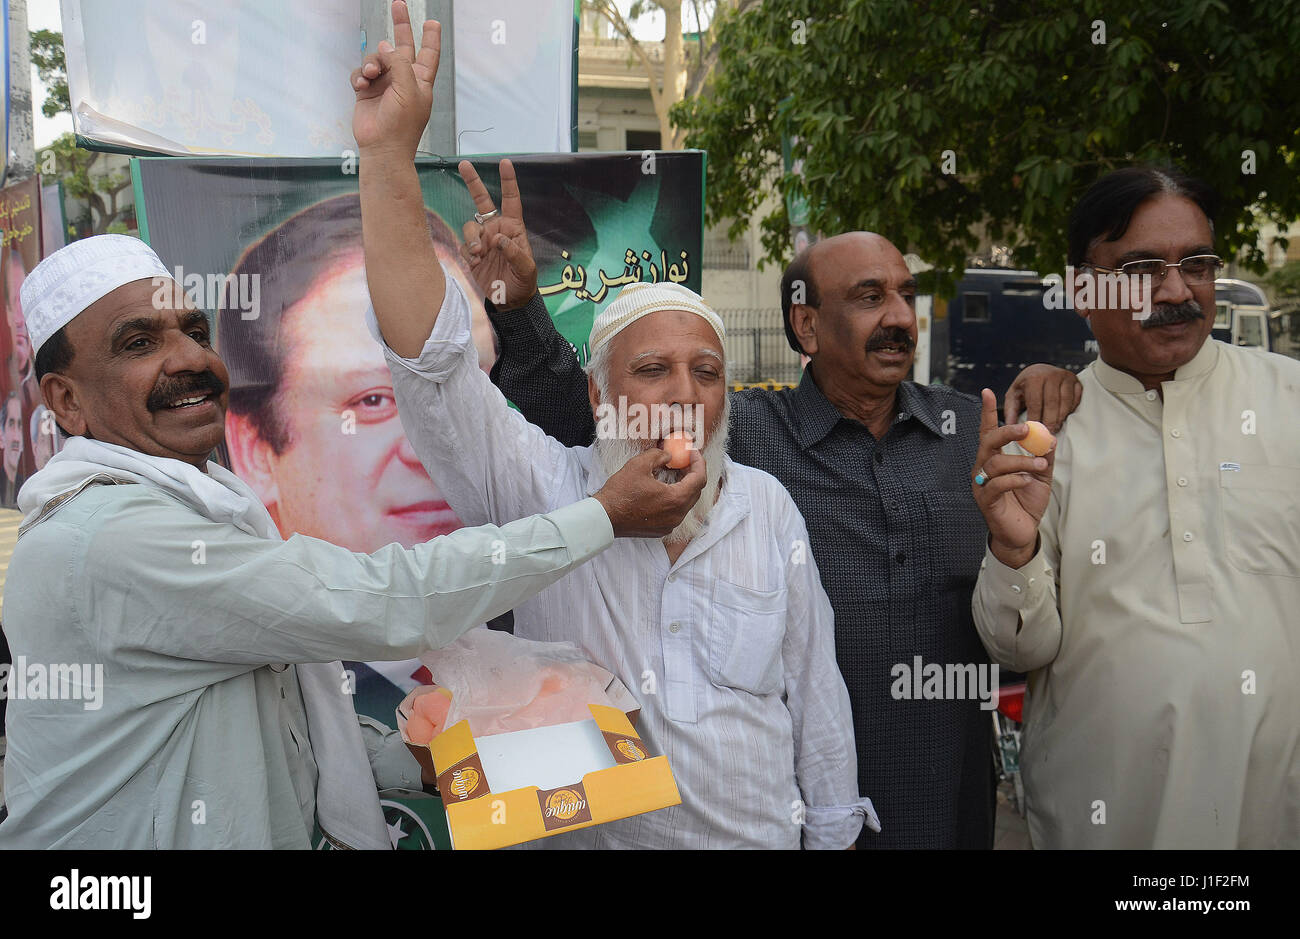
[397,684,680,850]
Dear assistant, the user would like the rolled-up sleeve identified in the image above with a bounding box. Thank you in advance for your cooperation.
[358,715,424,791]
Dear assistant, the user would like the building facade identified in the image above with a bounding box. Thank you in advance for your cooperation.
[577,13,799,385]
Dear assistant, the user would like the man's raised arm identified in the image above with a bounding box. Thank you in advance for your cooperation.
[454,159,600,448]
[969,388,1064,671]
[352,1,445,358]
[484,292,598,448]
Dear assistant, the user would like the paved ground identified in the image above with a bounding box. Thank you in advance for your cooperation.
[994,780,1032,849]
[0,507,19,619]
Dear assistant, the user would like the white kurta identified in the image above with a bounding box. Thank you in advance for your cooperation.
[0,481,612,848]
[367,277,876,849]
[973,339,1300,848]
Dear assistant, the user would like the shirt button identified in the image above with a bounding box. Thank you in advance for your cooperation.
[669,622,681,633]
[889,499,900,511]
[667,572,676,583]
[1177,477,1188,487]
[1170,429,1182,438]
[1182,531,1194,542]
[1145,390,1157,401]
[895,551,906,564]
[1011,585,1022,594]
[875,451,884,465]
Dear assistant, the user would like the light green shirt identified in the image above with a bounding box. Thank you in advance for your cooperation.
[0,483,612,848]
[973,340,1300,848]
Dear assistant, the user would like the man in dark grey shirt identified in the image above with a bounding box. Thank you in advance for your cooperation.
[470,201,1079,847]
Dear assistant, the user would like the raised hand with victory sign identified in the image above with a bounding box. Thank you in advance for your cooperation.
[351,0,440,159]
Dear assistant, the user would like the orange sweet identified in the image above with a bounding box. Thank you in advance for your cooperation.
[413,690,451,730]
[406,712,435,746]
[662,431,693,469]
[1021,420,1056,457]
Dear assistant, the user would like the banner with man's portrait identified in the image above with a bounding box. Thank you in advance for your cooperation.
[1,176,49,507]
[132,150,703,734]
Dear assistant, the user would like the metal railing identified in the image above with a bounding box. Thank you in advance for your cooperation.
[702,241,752,270]
[717,308,804,384]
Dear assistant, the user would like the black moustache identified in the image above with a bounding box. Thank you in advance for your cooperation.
[865,331,915,352]
[147,371,227,412]
[1141,302,1204,329]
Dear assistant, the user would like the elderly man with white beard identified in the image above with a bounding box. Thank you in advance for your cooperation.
[355,32,874,847]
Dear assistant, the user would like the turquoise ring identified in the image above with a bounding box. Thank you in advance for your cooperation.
[974,470,988,486]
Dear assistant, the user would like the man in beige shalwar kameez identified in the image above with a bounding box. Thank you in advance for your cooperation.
[969,166,1300,849]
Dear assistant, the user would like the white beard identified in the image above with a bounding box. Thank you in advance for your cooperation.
[594,409,730,545]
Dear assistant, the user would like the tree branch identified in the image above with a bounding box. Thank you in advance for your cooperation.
[592,1,666,115]
[685,0,759,98]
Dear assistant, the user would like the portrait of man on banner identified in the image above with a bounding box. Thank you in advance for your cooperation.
[217,193,499,719]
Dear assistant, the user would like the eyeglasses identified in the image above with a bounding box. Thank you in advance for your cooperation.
[1083,254,1223,287]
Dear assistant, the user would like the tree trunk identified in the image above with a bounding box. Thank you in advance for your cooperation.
[659,1,685,150]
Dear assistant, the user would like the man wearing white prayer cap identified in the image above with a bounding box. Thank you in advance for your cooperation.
[359,111,879,840]
[0,156,703,846]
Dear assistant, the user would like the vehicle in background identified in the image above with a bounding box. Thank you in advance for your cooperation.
[1212,278,1271,352]
[932,268,1095,399]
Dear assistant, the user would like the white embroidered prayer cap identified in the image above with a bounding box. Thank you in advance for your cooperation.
[588,281,725,355]
[21,234,173,358]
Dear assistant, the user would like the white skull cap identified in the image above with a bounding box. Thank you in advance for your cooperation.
[21,234,173,357]
[588,281,725,354]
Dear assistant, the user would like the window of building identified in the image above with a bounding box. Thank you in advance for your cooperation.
[963,292,990,323]
[625,130,661,151]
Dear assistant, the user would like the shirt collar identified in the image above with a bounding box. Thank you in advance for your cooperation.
[894,381,948,437]
[791,366,848,447]
[792,366,946,445]
[1091,336,1222,395]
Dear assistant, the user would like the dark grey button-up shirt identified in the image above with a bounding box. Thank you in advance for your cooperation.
[487,295,995,848]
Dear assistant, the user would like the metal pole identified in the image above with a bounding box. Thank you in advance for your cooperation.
[359,0,455,156]
[6,0,36,183]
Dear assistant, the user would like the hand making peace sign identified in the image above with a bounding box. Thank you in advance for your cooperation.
[351,0,440,157]
[457,159,538,311]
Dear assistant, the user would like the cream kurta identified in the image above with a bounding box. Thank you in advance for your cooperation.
[973,339,1300,849]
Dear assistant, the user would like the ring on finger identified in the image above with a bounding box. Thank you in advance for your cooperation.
[474,209,500,224]
[974,468,989,486]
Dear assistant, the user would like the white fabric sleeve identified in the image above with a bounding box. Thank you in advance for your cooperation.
[365,273,584,526]
[79,490,614,674]
[971,484,1063,672]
